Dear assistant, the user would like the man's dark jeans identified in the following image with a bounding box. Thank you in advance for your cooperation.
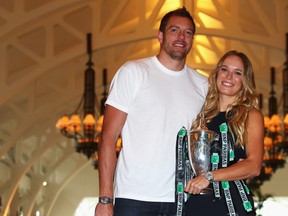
[114,198,176,216]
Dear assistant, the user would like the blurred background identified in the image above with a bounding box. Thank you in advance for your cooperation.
[0,0,288,215]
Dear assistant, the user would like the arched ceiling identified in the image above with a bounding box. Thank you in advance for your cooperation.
[0,0,287,215]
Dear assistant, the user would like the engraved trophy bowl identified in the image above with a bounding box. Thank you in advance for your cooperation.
[189,128,216,176]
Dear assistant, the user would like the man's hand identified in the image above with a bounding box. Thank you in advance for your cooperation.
[94,202,113,216]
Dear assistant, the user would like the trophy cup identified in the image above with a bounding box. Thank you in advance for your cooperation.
[189,113,216,193]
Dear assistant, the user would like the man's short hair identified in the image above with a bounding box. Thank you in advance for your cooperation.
[159,7,196,35]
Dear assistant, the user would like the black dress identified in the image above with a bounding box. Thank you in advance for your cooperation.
[184,112,256,216]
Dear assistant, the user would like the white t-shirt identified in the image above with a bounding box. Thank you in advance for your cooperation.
[106,56,208,202]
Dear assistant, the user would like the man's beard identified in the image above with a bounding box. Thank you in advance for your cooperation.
[163,41,191,61]
[169,50,187,60]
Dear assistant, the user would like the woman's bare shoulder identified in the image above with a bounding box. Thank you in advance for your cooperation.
[248,108,264,126]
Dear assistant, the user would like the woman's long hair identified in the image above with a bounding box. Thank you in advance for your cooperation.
[192,50,259,147]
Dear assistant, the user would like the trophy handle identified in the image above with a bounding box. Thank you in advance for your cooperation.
[187,134,197,176]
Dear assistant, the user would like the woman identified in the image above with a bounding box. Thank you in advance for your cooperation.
[184,50,264,216]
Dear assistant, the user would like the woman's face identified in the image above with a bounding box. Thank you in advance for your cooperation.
[216,55,244,99]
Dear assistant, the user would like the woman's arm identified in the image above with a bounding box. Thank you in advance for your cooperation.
[185,108,264,194]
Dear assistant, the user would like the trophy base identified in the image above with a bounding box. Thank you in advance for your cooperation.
[200,188,213,195]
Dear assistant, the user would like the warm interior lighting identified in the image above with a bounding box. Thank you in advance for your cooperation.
[195,69,209,77]
[198,12,224,29]
[83,114,96,127]
[248,65,288,192]
[197,0,217,11]
[284,114,288,125]
[70,114,82,132]
[56,33,122,166]
[196,36,219,65]
[160,0,181,15]
[264,166,272,174]
[264,116,270,128]
[270,114,282,125]
[56,116,70,130]
[55,33,98,159]
[96,115,104,132]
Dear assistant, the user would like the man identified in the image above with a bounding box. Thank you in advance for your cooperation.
[95,7,208,216]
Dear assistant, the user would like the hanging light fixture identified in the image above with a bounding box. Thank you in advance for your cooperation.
[56,33,98,159]
[248,33,288,191]
[55,33,122,163]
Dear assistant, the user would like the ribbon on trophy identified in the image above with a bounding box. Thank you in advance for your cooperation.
[175,127,193,216]
[175,113,216,216]
[175,121,254,216]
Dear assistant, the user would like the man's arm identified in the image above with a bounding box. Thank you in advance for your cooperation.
[95,105,127,216]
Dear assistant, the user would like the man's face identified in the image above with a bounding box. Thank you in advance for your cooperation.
[158,16,194,61]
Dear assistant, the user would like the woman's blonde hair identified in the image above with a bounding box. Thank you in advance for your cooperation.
[192,50,259,147]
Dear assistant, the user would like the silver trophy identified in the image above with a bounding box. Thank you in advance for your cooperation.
[189,113,216,193]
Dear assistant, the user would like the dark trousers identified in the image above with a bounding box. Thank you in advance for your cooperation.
[114,198,176,216]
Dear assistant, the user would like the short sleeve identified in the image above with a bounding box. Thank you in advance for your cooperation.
[105,62,144,113]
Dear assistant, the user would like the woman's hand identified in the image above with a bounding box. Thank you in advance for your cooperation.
[184,175,210,195]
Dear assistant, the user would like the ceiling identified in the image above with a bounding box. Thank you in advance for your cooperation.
[0,0,288,215]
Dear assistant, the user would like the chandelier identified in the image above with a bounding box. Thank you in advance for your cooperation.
[56,33,99,159]
[247,33,288,191]
[55,33,122,164]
